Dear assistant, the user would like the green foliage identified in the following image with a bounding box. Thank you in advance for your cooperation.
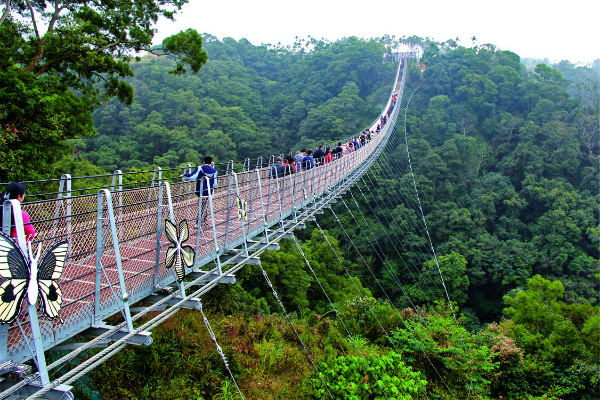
[235,233,369,316]
[314,352,426,400]
[0,0,207,180]
[501,275,600,398]
[399,43,600,322]
[79,36,395,171]
[391,303,496,398]
[21,34,598,399]
[0,67,95,180]
[162,29,209,75]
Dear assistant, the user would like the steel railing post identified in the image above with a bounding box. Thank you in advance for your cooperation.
[97,189,134,332]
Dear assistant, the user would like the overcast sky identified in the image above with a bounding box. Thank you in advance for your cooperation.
[154,0,599,65]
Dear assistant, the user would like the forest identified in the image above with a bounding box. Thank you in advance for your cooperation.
[1,23,599,400]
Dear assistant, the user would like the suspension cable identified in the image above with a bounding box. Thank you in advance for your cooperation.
[196,300,246,400]
[256,258,334,400]
[291,236,391,400]
[328,206,456,399]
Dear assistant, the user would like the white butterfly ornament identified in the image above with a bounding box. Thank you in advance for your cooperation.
[0,232,68,324]
[164,219,195,283]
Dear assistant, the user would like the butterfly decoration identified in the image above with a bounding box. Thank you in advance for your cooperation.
[236,196,248,222]
[0,231,68,324]
[164,219,195,283]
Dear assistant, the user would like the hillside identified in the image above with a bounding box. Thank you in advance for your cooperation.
[36,37,600,399]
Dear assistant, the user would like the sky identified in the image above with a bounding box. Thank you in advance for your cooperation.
[153,0,599,65]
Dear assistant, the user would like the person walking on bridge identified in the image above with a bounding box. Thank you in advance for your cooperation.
[1,182,35,240]
[180,156,218,229]
[334,142,343,159]
[270,157,285,179]
[303,149,315,170]
[313,145,325,165]
[295,149,306,171]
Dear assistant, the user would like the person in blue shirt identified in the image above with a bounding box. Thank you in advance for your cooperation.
[334,142,344,159]
[313,145,325,164]
[295,149,306,171]
[303,149,315,170]
[180,156,218,228]
[270,156,285,179]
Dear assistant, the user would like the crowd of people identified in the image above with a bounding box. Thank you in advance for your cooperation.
[269,127,379,179]
[268,91,399,180]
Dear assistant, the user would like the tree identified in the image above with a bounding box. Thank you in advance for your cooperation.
[0,0,207,180]
[502,275,600,398]
[314,352,426,400]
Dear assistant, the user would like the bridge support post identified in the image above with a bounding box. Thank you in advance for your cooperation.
[51,174,72,240]
[254,168,271,243]
[231,172,250,256]
[151,166,162,187]
[111,170,123,239]
[204,176,223,274]
[96,189,134,332]
[2,200,51,384]
[223,170,234,249]
[154,182,165,288]
[155,182,180,293]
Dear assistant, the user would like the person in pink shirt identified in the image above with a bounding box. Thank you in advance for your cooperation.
[1,182,35,240]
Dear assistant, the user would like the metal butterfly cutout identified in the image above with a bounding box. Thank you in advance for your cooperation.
[164,219,195,283]
[0,232,68,324]
[236,196,248,222]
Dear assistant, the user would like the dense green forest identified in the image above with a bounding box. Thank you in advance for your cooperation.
[81,35,396,171]
[1,25,598,399]
[67,37,600,399]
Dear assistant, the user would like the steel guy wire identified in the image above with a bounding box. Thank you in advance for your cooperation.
[291,236,392,400]
[388,80,456,311]
[256,259,334,400]
[340,194,421,314]
[314,219,432,399]
[313,221,400,348]
[327,206,458,399]
[372,135,452,300]
[376,118,437,240]
[372,148,432,236]
[398,106,456,314]
[375,86,456,312]
[359,168,445,298]
[196,300,246,400]
[361,161,434,258]
[390,79,476,390]
[352,176,442,303]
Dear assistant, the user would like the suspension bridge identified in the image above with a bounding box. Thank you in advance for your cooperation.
[0,57,451,399]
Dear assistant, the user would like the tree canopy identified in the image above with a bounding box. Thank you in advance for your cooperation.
[0,0,207,180]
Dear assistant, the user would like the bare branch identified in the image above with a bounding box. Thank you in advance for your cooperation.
[96,36,127,54]
[0,0,11,25]
[47,0,65,33]
[23,0,43,72]
[459,117,477,136]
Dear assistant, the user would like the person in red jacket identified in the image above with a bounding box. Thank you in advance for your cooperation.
[323,148,333,164]
[1,182,35,240]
